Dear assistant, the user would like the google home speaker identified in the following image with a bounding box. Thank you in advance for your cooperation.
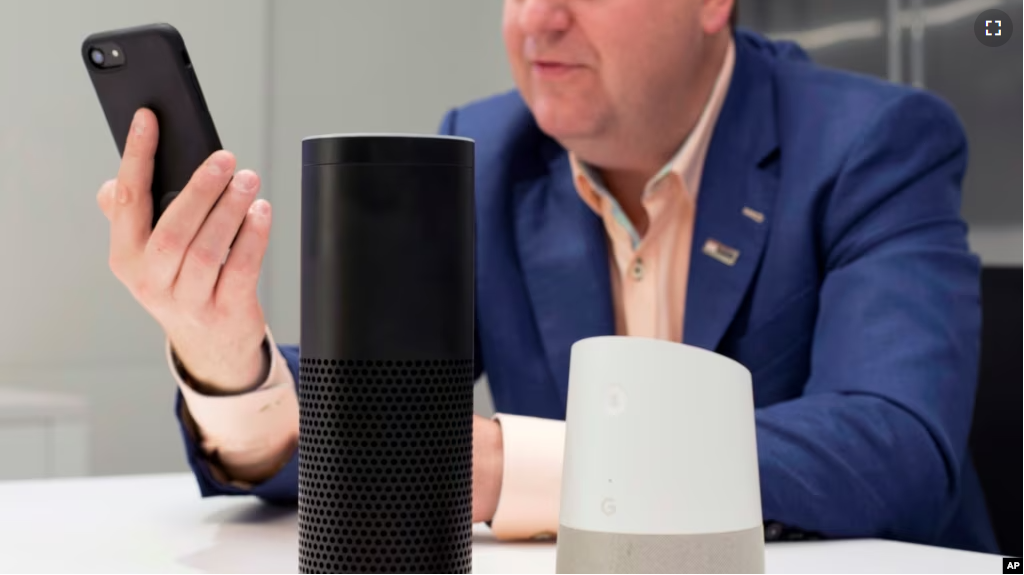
[297,134,475,573]
[557,336,764,573]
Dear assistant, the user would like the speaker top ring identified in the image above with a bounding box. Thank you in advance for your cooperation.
[302,133,475,167]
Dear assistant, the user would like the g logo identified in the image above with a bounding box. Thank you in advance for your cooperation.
[601,497,617,516]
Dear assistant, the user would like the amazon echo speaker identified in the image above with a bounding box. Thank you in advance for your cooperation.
[557,336,764,574]
[298,134,475,573]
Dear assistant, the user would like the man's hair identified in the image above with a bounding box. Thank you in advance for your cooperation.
[730,2,738,28]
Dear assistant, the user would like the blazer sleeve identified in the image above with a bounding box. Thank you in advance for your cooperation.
[755,91,981,544]
[175,343,302,503]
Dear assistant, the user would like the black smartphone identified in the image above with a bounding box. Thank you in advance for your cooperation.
[82,23,221,228]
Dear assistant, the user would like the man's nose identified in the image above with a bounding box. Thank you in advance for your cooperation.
[516,0,572,37]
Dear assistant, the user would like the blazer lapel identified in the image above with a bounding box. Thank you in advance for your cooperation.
[513,138,615,404]
[684,39,782,351]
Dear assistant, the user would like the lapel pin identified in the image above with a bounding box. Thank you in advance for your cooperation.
[742,206,765,223]
[703,238,740,266]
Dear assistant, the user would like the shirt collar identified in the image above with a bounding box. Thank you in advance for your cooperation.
[572,37,736,210]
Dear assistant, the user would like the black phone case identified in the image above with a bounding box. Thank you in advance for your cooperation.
[82,23,221,227]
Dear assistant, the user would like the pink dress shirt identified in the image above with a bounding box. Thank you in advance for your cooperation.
[172,38,735,540]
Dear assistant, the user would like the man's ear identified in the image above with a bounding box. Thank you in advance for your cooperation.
[702,0,735,35]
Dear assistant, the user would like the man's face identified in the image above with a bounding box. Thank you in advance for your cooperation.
[503,0,723,152]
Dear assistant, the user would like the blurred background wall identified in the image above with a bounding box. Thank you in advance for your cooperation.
[0,0,1017,478]
[736,0,1022,265]
[0,0,509,477]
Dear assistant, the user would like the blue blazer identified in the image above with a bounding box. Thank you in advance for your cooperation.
[177,30,995,553]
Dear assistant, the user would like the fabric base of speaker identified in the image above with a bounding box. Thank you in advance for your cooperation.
[556,523,765,573]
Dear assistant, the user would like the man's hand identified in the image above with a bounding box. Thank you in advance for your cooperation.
[473,414,504,523]
[96,108,272,393]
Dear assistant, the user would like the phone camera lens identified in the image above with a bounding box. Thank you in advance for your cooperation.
[89,48,105,66]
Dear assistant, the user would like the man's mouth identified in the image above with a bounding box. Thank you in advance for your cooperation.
[531,60,584,78]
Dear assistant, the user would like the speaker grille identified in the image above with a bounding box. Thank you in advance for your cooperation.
[297,357,474,574]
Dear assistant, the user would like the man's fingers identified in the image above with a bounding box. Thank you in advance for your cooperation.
[215,199,272,306]
[174,170,261,308]
[96,179,116,221]
[144,150,236,291]
[110,109,158,277]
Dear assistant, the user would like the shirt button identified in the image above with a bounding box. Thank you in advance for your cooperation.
[631,258,645,281]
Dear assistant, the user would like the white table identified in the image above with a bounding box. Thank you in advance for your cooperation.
[0,474,1004,573]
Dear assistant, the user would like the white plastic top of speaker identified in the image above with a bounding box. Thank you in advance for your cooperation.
[559,336,762,535]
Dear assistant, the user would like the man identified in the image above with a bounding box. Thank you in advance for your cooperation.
[96,0,996,553]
